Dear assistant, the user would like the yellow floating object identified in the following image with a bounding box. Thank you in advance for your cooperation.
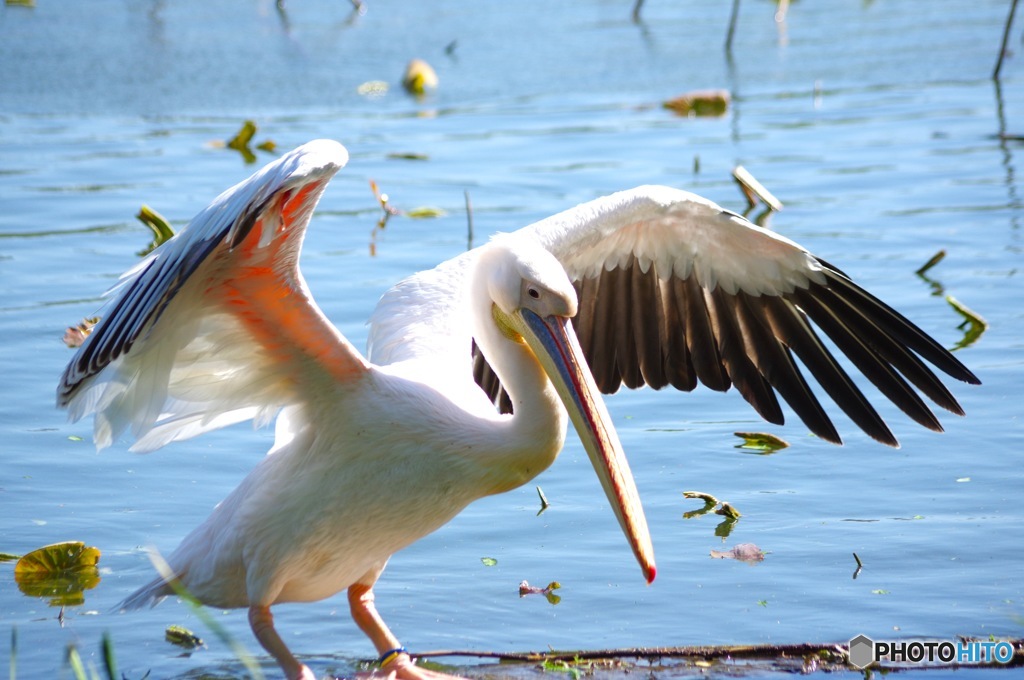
[402,59,438,95]
[15,541,101,607]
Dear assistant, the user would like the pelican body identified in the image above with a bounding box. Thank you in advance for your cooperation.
[58,140,977,679]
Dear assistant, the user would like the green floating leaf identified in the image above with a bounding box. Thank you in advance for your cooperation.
[714,517,740,539]
[682,490,719,519]
[0,552,21,562]
[227,120,257,151]
[15,541,101,607]
[715,502,742,520]
[165,624,204,649]
[136,204,175,256]
[734,431,789,453]
[222,120,272,164]
[872,589,890,595]
[405,206,447,219]
[481,557,498,567]
[946,295,987,350]
[683,490,719,505]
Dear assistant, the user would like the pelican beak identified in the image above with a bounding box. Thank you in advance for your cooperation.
[517,308,656,584]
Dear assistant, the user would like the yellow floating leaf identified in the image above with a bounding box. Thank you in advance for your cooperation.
[716,502,742,519]
[227,120,258,150]
[136,204,175,256]
[663,89,730,117]
[14,541,101,607]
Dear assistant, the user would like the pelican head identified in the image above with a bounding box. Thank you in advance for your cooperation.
[473,236,656,584]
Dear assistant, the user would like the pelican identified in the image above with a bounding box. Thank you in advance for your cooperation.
[58,139,978,680]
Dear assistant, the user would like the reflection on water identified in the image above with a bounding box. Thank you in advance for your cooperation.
[0,0,1021,678]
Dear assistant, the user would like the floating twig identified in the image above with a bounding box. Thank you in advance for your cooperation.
[852,552,863,580]
[915,249,946,276]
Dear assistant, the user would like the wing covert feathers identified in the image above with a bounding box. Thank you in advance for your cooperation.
[58,140,363,451]
[474,186,979,446]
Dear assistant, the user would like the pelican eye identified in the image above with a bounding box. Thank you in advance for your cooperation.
[527,287,540,299]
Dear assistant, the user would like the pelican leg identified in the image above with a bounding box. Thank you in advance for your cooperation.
[249,605,316,680]
[348,583,463,680]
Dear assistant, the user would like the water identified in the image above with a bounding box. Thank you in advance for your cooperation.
[1,1,1022,678]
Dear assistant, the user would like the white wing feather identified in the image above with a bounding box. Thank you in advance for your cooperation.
[59,140,363,451]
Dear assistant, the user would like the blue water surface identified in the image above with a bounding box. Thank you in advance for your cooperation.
[1,1,1022,678]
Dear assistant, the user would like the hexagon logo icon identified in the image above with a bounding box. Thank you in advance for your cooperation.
[848,634,875,669]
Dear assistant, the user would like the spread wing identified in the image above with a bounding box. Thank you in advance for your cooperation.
[58,139,367,452]
[474,185,979,447]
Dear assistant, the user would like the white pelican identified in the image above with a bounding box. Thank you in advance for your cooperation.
[58,139,978,680]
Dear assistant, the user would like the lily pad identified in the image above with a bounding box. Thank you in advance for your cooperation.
[14,541,101,606]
